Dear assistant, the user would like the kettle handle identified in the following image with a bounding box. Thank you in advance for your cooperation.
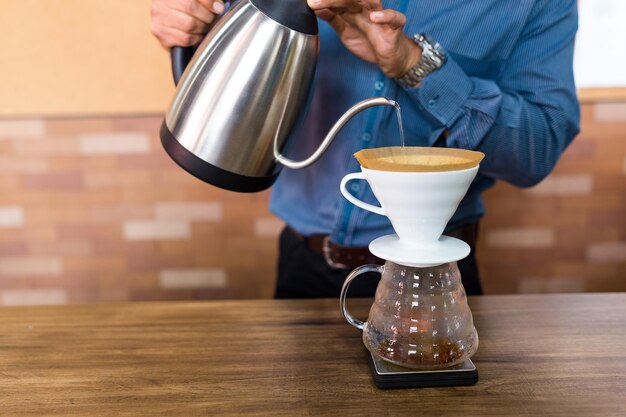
[171,46,197,85]
[169,0,231,84]
[340,264,384,330]
[274,96,397,170]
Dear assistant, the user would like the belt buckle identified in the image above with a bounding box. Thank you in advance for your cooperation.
[322,236,349,270]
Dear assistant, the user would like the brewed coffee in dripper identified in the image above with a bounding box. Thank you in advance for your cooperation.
[354,146,484,172]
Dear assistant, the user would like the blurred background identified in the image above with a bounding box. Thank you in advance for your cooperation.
[0,0,624,305]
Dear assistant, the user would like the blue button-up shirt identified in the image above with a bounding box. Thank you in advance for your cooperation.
[270,0,580,246]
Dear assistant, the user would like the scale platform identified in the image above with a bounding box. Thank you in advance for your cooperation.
[366,350,479,389]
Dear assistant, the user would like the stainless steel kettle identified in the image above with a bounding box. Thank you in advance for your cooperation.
[160,0,395,192]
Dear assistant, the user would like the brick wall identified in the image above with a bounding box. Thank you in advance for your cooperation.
[477,102,626,293]
[0,116,282,304]
[0,103,624,305]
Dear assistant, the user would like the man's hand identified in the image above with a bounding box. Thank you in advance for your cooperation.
[151,0,224,49]
[307,0,421,78]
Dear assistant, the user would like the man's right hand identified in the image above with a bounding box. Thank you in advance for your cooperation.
[151,0,224,49]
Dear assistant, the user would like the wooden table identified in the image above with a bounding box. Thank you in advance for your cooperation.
[1,293,625,416]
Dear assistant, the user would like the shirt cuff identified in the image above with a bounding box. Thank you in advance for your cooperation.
[399,55,474,128]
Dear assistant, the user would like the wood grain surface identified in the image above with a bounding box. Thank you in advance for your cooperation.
[0,293,625,416]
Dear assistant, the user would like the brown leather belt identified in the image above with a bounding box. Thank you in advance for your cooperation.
[290,222,478,270]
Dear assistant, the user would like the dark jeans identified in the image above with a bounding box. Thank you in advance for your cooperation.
[274,227,483,299]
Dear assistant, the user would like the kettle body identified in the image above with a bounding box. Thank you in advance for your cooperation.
[160,0,397,192]
[160,0,320,192]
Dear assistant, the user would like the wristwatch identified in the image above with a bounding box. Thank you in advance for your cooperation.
[395,34,447,89]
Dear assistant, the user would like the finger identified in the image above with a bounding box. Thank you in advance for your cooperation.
[197,0,224,15]
[166,8,211,34]
[369,9,406,30]
[166,0,220,24]
[315,8,344,28]
[151,23,204,49]
[315,8,337,22]
[153,1,214,33]
[307,0,382,12]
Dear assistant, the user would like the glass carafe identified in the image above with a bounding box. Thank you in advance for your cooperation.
[340,261,478,369]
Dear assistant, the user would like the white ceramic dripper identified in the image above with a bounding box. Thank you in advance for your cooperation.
[340,159,480,266]
[340,165,478,247]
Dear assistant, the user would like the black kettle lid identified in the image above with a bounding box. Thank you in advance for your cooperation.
[250,0,319,35]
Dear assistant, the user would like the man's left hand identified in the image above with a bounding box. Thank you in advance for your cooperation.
[307,0,421,78]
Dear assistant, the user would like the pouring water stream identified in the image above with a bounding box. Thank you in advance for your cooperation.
[394,102,405,147]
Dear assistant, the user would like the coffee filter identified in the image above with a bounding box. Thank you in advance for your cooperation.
[355,146,484,172]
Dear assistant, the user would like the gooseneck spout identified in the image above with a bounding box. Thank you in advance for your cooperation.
[275,96,397,170]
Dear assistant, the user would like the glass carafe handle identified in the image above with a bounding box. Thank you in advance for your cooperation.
[339,264,384,330]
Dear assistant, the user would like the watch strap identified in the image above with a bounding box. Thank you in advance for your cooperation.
[396,34,446,89]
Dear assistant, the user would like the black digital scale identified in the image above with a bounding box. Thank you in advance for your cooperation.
[366,350,479,389]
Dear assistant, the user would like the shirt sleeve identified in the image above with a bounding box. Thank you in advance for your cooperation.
[400,0,581,188]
